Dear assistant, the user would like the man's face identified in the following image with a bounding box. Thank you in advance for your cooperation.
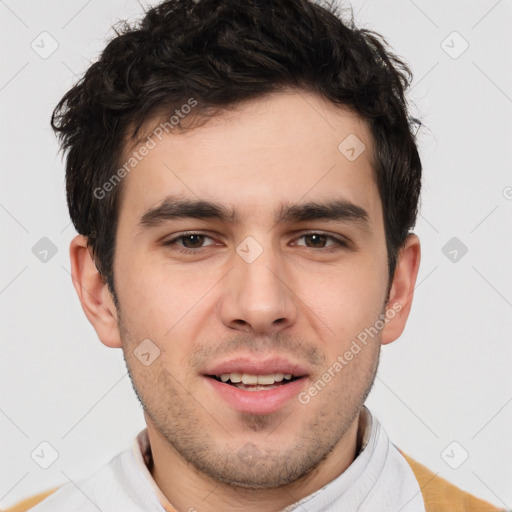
[113,91,390,487]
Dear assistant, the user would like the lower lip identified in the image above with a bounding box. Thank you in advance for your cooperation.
[204,376,308,415]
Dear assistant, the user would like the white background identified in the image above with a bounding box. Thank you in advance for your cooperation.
[1,0,511,509]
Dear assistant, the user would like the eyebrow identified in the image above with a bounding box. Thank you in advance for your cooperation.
[138,196,369,230]
[276,200,369,227]
[139,197,237,227]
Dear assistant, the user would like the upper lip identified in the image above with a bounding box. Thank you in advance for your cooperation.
[203,356,310,377]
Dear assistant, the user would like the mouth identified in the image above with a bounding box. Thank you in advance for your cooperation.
[202,358,310,414]
[207,372,303,391]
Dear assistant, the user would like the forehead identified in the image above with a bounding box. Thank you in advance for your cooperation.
[117,90,381,229]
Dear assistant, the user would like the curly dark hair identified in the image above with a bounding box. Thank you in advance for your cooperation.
[51,0,422,300]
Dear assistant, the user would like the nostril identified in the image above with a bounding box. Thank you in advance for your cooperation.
[231,319,251,330]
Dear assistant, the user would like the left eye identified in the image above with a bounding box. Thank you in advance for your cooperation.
[294,233,345,249]
[166,234,215,250]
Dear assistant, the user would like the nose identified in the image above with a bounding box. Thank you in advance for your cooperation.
[220,242,298,335]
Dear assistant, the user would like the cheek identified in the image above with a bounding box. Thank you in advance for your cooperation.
[114,244,234,381]
[295,256,387,339]
[115,248,224,344]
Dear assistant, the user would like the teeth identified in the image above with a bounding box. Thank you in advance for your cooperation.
[257,374,276,385]
[242,374,258,385]
[217,372,296,385]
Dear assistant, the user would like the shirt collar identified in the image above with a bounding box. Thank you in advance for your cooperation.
[131,426,177,511]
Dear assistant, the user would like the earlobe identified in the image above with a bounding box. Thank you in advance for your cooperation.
[381,234,421,345]
[69,234,122,348]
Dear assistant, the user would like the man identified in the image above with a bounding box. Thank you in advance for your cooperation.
[10,0,504,510]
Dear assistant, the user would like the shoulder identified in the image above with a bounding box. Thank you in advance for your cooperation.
[399,449,507,512]
[2,488,60,512]
[3,449,142,512]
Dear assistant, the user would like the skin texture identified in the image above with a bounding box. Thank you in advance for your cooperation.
[70,90,421,512]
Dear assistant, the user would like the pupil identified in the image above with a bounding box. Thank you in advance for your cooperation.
[183,234,203,248]
[307,234,325,247]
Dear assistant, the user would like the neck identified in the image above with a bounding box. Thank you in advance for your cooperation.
[146,412,363,512]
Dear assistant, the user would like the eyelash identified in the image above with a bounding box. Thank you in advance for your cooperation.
[163,231,348,255]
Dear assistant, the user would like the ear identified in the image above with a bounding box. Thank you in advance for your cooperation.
[69,234,122,348]
[381,234,421,345]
